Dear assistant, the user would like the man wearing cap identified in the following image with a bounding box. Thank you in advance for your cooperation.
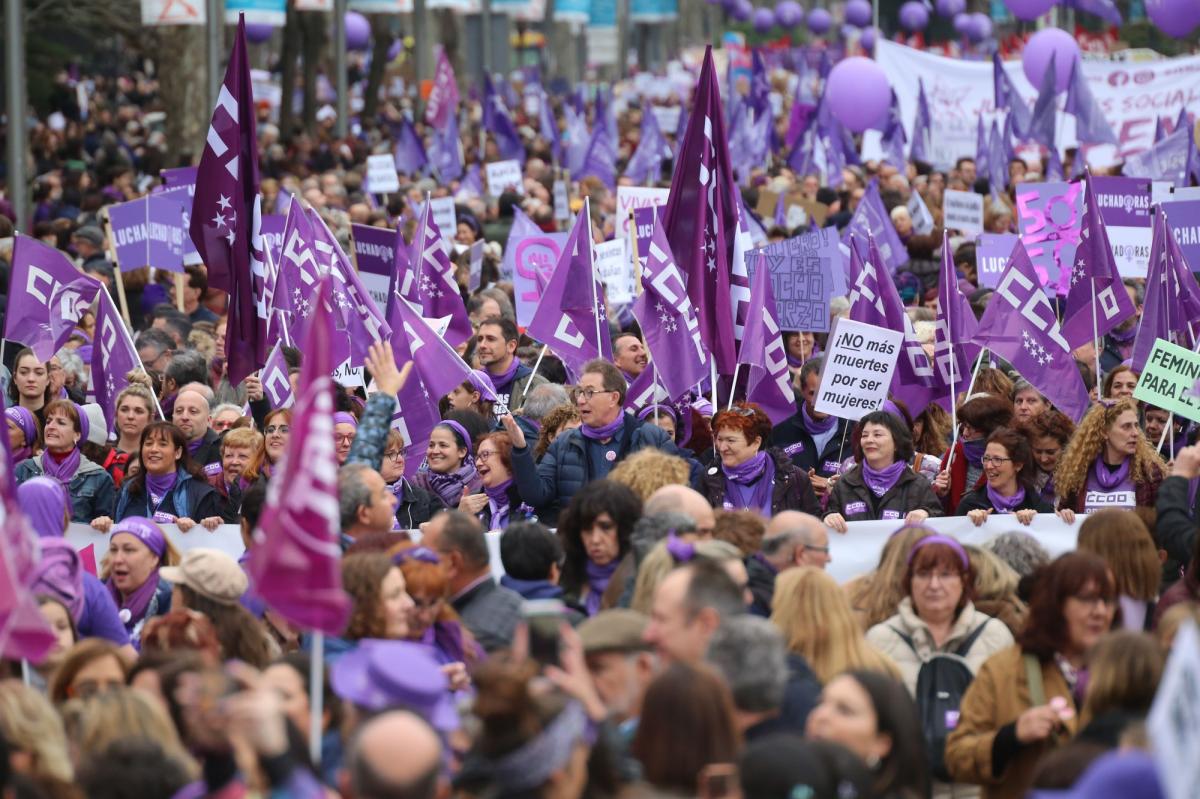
[173,387,222,467]
[70,225,113,273]
[747,511,832,617]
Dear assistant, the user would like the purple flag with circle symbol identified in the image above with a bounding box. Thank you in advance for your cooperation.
[632,206,709,400]
[1064,59,1118,146]
[840,180,909,273]
[261,342,294,410]
[5,234,102,362]
[1015,181,1083,293]
[246,275,350,636]
[932,231,980,395]
[410,201,472,348]
[973,241,1090,422]
[1061,174,1137,350]
[91,287,142,434]
[740,254,796,425]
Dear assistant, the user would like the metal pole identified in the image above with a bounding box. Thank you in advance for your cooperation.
[334,0,349,138]
[207,0,223,110]
[5,0,28,230]
[481,0,493,85]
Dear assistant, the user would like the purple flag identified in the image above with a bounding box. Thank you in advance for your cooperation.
[246,276,350,636]
[1123,124,1195,188]
[988,120,1009,196]
[1045,146,1065,181]
[624,103,670,185]
[1063,0,1121,24]
[391,378,442,480]
[1065,60,1118,146]
[5,235,102,362]
[393,117,429,176]
[932,231,980,394]
[1131,209,1200,372]
[975,116,990,182]
[261,341,294,410]
[579,116,617,190]
[1027,53,1058,149]
[456,163,484,201]
[748,49,771,118]
[994,52,1032,140]
[973,241,1090,421]
[840,180,909,272]
[880,90,907,170]
[786,98,818,152]
[483,75,525,164]
[429,109,464,183]
[564,104,590,176]
[536,86,563,167]
[526,203,612,378]
[740,255,796,425]
[90,288,142,435]
[161,165,198,187]
[189,17,267,384]
[275,201,320,328]
[663,46,742,377]
[910,79,932,164]
[410,200,472,347]
[1154,116,1166,145]
[631,206,710,399]
[425,48,460,129]
[386,289,473,402]
[1061,174,1138,349]
[147,193,186,272]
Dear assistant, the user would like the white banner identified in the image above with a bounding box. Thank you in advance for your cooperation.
[366,154,400,195]
[943,189,984,235]
[141,0,205,25]
[876,41,1200,171]
[68,523,246,564]
[616,186,670,240]
[594,238,633,305]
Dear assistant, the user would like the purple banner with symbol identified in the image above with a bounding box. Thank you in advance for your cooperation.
[1015,181,1083,293]
[510,233,570,325]
[976,233,1020,289]
[152,183,200,265]
[1164,200,1200,274]
[351,223,395,277]
[1091,177,1151,228]
[261,213,286,267]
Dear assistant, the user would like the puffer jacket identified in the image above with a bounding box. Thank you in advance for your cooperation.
[114,469,221,523]
[826,463,945,523]
[16,453,116,523]
[512,414,678,523]
[699,448,821,516]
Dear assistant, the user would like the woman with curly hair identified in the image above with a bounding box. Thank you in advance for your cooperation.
[1025,410,1074,506]
[533,404,580,461]
[608,447,692,502]
[1054,399,1166,514]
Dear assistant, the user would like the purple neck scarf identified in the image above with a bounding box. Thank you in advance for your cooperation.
[187,435,206,455]
[801,403,837,436]
[580,414,626,442]
[584,559,619,616]
[41,448,82,486]
[1091,455,1132,491]
[723,451,775,514]
[723,450,770,483]
[987,483,1026,513]
[1109,325,1136,344]
[145,471,179,507]
[484,479,514,529]
[961,438,986,469]
[426,463,479,507]
[861,460,907,497]
[107,568,162,631]
[33,539,85,620]
[489,356,521,391]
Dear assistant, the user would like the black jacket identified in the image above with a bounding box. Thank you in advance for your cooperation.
[699,448,821,517]
[769,412,852,476]
[826,463,944,523]
[747,554,778,618]
[1156,475,1199,575]
[394,478,446,531]
[190,429,223,467]
[956,486,1054,515]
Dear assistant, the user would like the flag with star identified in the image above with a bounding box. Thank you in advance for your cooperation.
[410,199,472,347]
[739,254,796,425]
[91,287,144,435]
[189,16,268,384]
[1061,173,1136,350]
[663,46,741,378]
[632,205,709,399]
[274,200,328,346]
[973,241,1090,421]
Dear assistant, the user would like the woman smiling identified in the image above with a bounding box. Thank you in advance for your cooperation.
[956,428,1061,526]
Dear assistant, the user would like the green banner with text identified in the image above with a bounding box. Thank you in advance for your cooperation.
[1133,338,1200,424]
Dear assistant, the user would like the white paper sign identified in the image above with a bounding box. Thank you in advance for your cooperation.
[333,360,365,388]
[814,318,903,421]
[1083,490,1136,512]
[593,238,633,306]
[141,0,205,25]
[430,196,457,239]
[485,160,524,198]
[650,106,681,134]
[616,186,670,239]
[366,153,400,194]
[553,180,570,221]
[943,189,985,235]
[1148,620,1200,799]
[69,523,245,560]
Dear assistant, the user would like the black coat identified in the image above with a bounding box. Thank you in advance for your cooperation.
[700,448,821,517]
[394,479,447,531]
[956,486,1053,515]
[826,463,944,523]
[769,413,853,477]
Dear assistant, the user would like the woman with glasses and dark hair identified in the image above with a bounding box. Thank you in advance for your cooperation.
[956,427,1061,525]
[412,420,482,509]
[824,410,944,532]
[700,403,820,516]
[377,429,444,531]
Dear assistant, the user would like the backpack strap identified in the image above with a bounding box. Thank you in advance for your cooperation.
[1024,653,1045,708]
[953,619,992,658]
[889,625,918,656]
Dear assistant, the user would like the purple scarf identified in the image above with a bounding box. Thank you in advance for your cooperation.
[187,435,205,455]
[1091,456,1132,491]
[861,460,907,497]
[580,414,626,442]
[145,471,179,509]
[41,448,82,487]
[17,477,69,538]
[425,463,479,507]
[484,479,514,529]
[107,568,162,631]
[801,403,837,436]
[722,451,776,514]
[489,356,521,392]
[961,438,987,469]
[33,539,85,620]
[987,483,1026,513]
[584,559,619,616]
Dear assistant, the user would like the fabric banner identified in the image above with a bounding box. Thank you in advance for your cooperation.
[876,40,1200,170]
[67,523,245,561]
[1015,181,1083,292]
[1091,176,1153,278]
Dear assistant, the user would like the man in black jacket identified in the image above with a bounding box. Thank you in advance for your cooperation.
[770,357,852,495]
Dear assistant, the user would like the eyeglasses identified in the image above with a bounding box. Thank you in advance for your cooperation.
[576,388,616,402]
[476,449,498,461]
[265,425,290,435]
[334,433,356,444]
[802,544,831,554]
[981,455,1012,465]
[383,449,404,461]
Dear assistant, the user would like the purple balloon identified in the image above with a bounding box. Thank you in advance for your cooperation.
[952,12,971,33]
[826,56,891,132]
[1146,0,1200,37]
[730,0,754,21]
[345,11,370,51]
[859,27,877,51]
[845,0,872,27]
[1003,0,1055,21]
[244,22,274,43]
[774,0,804,27]
[899,1,930,31]
[752,7,777,31]
[936,0,966,17]
[807,7,832,34]
[1022,28,1080,93]
[966,12,992,42]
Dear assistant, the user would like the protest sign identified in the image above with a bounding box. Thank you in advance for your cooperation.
[907,191,935,236]
[152,179,200,266]
[349,223,396,310]
[1163,199,1200,272]
[616,186,670,239]
[593,238,632,305]
[468,240,485,292]
[366,153,400,194]
[814,318,903,420]
[510,233,569,325]
[106,198,149,269]
[650,105,681,134]
[430,196,457,240]
[943,189,984,235]
[553,180,570,221]
[141,0,205,25]
[146,194,186,272]
[1016,181,1082,291]
[748,227,843,333]
[1092,176,1153,278]
[1147,620,1200,799]
[975,233,1019,289]
[1133,338,1200,424]
[485,160,524,198]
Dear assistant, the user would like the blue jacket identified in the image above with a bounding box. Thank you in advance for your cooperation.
[16,453,116,523]
[511,414,679,522]
[114,469,221,522]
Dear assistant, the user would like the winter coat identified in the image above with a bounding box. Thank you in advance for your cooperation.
[768,413,853,476]
[114,469,221,523]
[826,463,944,524]
[16,453,116,523]
[699,448,821,516]
[956,487,1054,516]
[1057,465,1163,514]
[393,479,447,531]
[492,362,548,417]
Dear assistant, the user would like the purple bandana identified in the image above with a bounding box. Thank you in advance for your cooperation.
[187,436,205,455]
[41,448,82,487]
[584,558,619,616]
[723,450,770,483]
[107,568,162,632]
[1091,455,1132,491]
[145,471,179,509]
[986,483,1026,513]
[667,532,696,562]
[436,421,473,455]
[17,477,69,538]
[425,462,479,507]
[333,412,359,428]
[393,546,441,565]
[961,438,987,469]
[861,460,907,497]
[722,451,775,515]
[5,406,37,463]
[111,516,168,558]
[801,403,837,436]
[484,479,514,529]
[489,356,521,392]
[907,535,969,569]
[580,414,626,442]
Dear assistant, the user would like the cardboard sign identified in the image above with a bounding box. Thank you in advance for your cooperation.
[593,238,632,305]
[976,233,1020,289]
[1147,620,1200,799]
[430,196,457,239]
[1133,338,1200,424]
[616,186,670,239]
[510,233,570,325]
[814,318,903,420]
[366,153,400,194]
[485,160,524,198]
[1092,176,1153,279]
[748,227,844,333]
[1016,181,1083,291]
[553,180,570,221]
[468,240,485,292]
[943,189,985,235]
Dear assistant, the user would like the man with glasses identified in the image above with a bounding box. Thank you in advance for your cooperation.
[747,511,833,617]
[501,358,680,522]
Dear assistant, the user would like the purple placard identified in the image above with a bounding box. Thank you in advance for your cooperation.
[350,223,396,276]
[1164,199,1200,273]
[153,183,200,265]
[160,166,198,188]
[510,233,570,326]
[1015,181,1083,293]
[747,227,843,333]
[146,194,185,273]
[975,233,1019,289]
[107,197,148,269]
[1091,176,1152,229]
[261,213,286,267]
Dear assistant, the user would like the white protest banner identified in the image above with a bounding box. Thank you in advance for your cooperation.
[366,153,400,194]
[141,0,205,25]
[593,238,633,305]
[814,318,903,420]
[943,189,985,235]
[650,105,682,134]
[1148,620,1200,799]
[553,180,570,221]
[68,523,246,561]
[333,360,366,388]
[616,186,670,239]
[430,196,457,241]
[486,160,524,198]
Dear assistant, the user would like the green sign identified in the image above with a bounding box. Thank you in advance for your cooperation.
[1133,338,1200,424]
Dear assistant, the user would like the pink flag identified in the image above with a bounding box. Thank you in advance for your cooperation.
[245,276,350,635]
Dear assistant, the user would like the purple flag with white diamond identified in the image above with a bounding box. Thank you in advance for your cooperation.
[994,52,1032,140]
[410,200,472,347]
[840,180,909,272]
[632,206,710,399]
[90,287,142,435]
[190,16,267,384]
[5,234,101,362]
[973,241,1090,421]
[932,231,980,394]
[425,48,460,129]
[393,117,429,177]
[740,254,796,425]
[246,275,350,636]
[1065,60,1118,146]
[1061,174,1137,350]
[1028,53,1058,149]
[430,110,463,182]
[910,79,932,165]
[527,204,612,378]
[625,102,670,185]
[261,341,294,410]
[387,289,473,402]
[483,75,525,164]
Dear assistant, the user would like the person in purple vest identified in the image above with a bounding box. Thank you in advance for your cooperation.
[1054,398,1165,515]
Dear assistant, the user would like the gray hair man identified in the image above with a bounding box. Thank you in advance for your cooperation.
[747,511,831,617]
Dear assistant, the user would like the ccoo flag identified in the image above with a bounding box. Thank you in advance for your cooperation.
[932,231,980,395]
[409,200,473,347]
[5,234,101,362]
[91,287,145,435]
[739,254,797,425]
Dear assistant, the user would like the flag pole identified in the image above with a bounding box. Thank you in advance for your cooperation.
[947,348,986,474]
[309,631,324,766]
[727,364,740,411]
[527,344,549,387]
[584,197,604,360]
[101,207,133,328]
[102,284,166,421]
[20,659,31,686]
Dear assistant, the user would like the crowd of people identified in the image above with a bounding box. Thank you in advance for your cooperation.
[1,45,1198,799]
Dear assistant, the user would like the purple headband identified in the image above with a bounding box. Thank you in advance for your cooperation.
[467,370,499,402]
[436,420,473,455]
[5,406,37,444]
[332,412,359,428]
[74,403,90,443]
[906,535,969,570]
[393,546,441,565]
[110,517,168,560]
[636,404,677,423]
